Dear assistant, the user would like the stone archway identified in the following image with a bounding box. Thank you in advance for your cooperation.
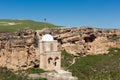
[54,57,59,66]
[48,57,53,64]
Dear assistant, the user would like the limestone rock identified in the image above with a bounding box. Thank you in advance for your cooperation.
[0,28,120,70]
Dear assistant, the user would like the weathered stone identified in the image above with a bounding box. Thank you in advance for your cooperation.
[28,70,78,80]
[0,28,120,70]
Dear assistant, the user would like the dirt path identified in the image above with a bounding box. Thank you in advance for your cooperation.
[66,57,76,70]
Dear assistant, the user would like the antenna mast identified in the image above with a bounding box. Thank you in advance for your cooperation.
[44,18,46,28]
[44,18,49,34]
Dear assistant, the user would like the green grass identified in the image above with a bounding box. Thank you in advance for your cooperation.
[0,67,28,80]
[0,67,47,80]
[61,50,74,70]
[109,34,120,40]
[62,48,120,80]
[0,19,62,32]
[25,68,46,74]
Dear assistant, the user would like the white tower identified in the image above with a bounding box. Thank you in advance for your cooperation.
[39,34,61,70]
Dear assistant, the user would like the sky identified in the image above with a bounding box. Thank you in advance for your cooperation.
[0,0,120,29]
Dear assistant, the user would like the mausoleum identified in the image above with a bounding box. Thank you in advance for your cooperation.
[39,34,61,70]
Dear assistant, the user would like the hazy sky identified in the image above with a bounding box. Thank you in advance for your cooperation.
[0,0,120,28]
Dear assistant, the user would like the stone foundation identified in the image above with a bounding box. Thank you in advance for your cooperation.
[28,70,78,80]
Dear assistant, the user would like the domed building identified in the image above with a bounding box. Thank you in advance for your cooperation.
[37,33,77,80]
[41,34,54,41]
[39,34,61,70]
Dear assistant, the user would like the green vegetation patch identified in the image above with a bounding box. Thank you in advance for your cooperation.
[26,68,46,74]
[0,67,47,80]
[61,50,74,70]
[62,48,120,80]
[109,34,120,40]
[0,67,28,80]
[0,19,61,32]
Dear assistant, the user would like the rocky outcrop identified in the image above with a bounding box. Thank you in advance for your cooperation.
[0,30,39,70]
[0,27,120,70]
[48,27,120,56]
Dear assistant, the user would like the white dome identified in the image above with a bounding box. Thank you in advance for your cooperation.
[42,34,54,41]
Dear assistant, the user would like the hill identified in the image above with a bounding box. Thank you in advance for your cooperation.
[0,19,120,80]
[62,48,120,80]
[0,19,61,32]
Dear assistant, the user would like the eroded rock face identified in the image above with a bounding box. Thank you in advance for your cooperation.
[0,27,120,70]
[0,30,38,70]
[48,27,120,56]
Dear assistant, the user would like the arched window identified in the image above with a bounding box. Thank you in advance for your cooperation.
[54,61,57,66]
[55,57,59,60]
[48,57,53,64]
[54,57,59,66]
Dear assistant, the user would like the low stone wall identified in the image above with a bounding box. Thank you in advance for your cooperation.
[28,70,78,80]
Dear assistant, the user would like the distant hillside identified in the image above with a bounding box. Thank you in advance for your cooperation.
[62,48,120,80]
[0,19,61,32]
